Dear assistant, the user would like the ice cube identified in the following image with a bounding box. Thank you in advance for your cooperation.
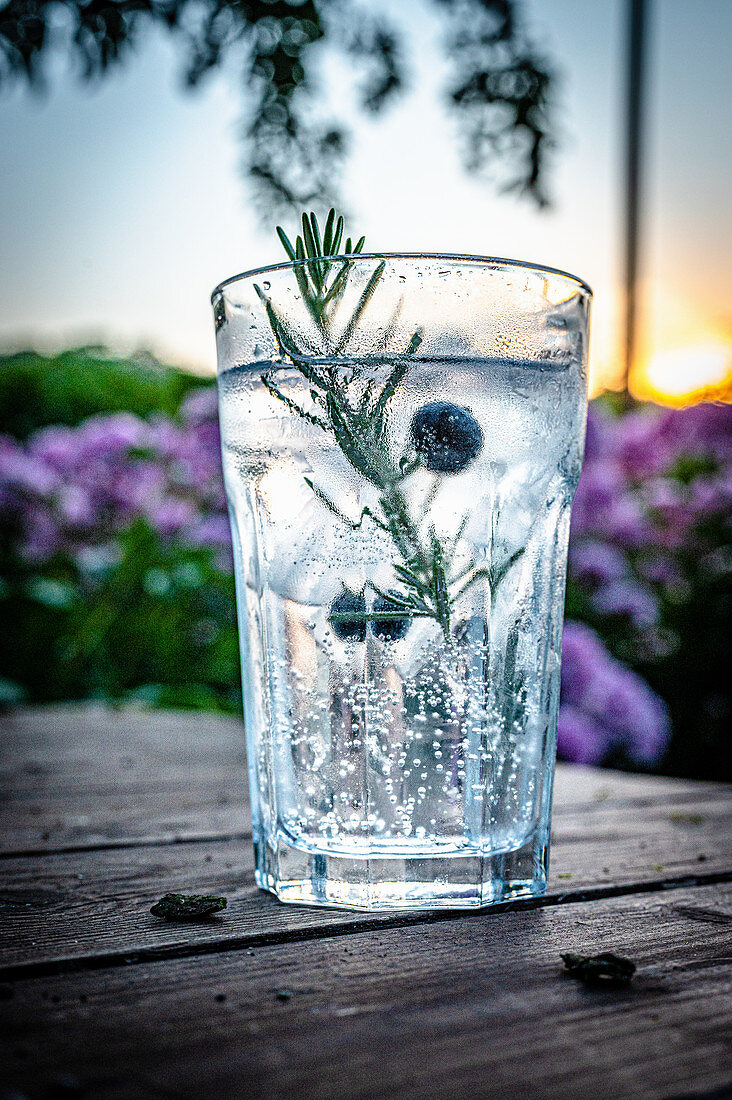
[264,489,393,605]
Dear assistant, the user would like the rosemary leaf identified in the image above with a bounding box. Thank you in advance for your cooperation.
[261,376,327,431]
[331,215,344,256]
[372,359,409,429]
[335,260,386,353]
[254,284,288,358]
[309,211,323,256]
[430,529,451,639]
[325,393,379,483]
[304,478,388,533]
[490,545,526,590]
[276,226,297,262]
[301,213,323,292]
[406,329,423,355]
[322,261,352,306]
[369,582,420,611]
[256,208,512,641]
[322,207,336,254]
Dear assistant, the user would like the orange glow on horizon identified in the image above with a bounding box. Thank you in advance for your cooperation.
[631,342,732,406]
[607,279,732,407]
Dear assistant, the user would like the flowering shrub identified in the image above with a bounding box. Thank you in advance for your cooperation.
[566,399,731,775]
[0,384,729,776]
[558,621,669,766]
[0,389,239,712]
[0,388,230,568]
[570,401,732,654]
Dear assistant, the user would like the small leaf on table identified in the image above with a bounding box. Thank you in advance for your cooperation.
[150,893,227,921]
[561,952,636,986]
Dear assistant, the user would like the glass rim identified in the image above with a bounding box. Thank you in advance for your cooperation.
[211,252,593,303]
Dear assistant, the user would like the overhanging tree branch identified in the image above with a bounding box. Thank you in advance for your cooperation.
[0,0,557,215]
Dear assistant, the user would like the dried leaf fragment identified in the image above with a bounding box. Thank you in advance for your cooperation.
[561,952,635,986]
[150,893,227,921]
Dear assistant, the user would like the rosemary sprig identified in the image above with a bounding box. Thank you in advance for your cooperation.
[256,209,522,641]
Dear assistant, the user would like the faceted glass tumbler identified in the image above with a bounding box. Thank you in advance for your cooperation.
[212,254,591,910]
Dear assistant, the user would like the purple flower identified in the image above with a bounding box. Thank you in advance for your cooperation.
[664,402,732,466]
[112,462,167,514]
[559,621,670,766]
[0,394,232,565]
[635,553,683,588]
[584,658,670,766]
[571,463,652,549]
[57,485,96,528]
[583,404,614,464]
[569,540,628,588]
[591,579,659,628]
[2,388,694,774]
[26,426,78,478]
[148,497,199,537]
[149,418,185,460]
[613,401,732,479]
[0,438,59,497]
[18,505,62,563]
[181,385,220,426]
[560,622,612,705]
[557,705,613,766]
[570,464,622,536]
[688,470,732,526]
[641,478,691,550]
[187,514,232,550]
[75,413,148,458]
[612,407,675,478]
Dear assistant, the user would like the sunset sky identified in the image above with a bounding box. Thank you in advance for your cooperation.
[1,0,730,401]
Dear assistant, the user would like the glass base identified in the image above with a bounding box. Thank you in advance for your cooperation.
[253,830,549,911]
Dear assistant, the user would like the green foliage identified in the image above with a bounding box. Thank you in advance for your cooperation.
[0,347,207,438]
[0,522,241,713]
[1,341,726,783]
[637,523,731,781]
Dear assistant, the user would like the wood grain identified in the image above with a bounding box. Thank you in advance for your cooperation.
[1,706,731,1099]
[2,705,728,854]
[0,706,250,853]
[0,797,728,974]
[2,883,730,1100]
[1,706,729,979]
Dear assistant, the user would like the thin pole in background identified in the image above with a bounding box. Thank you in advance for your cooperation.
[621,0,649,398]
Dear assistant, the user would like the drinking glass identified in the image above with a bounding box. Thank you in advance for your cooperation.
[212,253,591,909]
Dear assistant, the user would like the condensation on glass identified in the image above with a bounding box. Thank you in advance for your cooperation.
[212,254,591,909]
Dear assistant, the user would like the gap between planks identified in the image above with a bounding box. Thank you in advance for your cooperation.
[2,868,730,984]
[3,883,730,1100]
[0,831,253,861]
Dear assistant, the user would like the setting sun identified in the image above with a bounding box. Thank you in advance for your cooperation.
[637,343,732,404]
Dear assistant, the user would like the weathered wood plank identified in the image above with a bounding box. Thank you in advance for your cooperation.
[0,792,728,973]
[1,707,729,974]
[1,884,730,1100]
[0,706,250,852]
[2,706,728,854]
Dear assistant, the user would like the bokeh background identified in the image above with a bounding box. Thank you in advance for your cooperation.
[1,0,730,779]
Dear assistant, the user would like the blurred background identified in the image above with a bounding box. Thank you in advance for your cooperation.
[0,0,730,778]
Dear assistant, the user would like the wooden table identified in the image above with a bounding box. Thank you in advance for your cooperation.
[1,705,730,1099]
